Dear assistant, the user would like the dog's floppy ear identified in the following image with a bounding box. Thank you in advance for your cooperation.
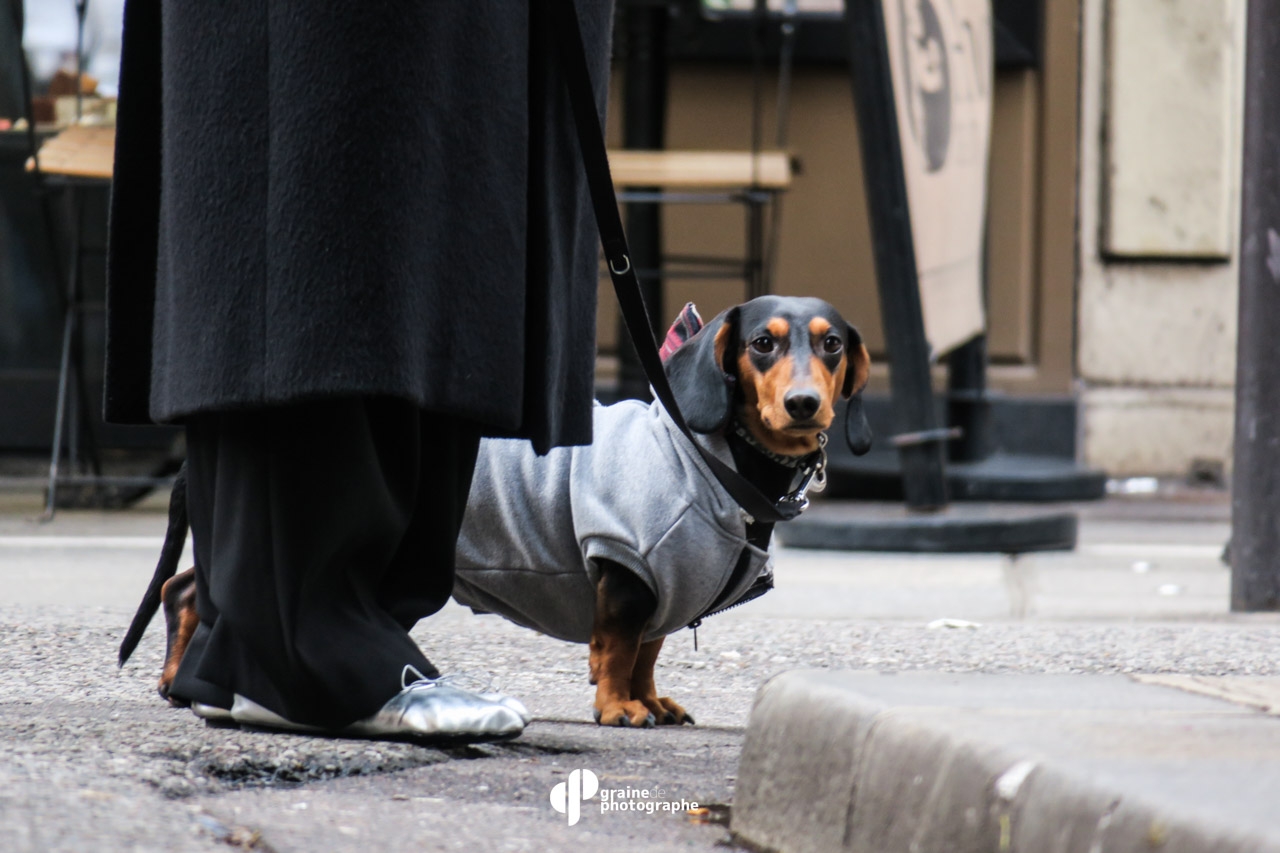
[663,306,739,434]
[843,324,873,456]
[841,324,871,400]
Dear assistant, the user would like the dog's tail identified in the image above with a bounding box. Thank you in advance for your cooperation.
[117,460,189,667]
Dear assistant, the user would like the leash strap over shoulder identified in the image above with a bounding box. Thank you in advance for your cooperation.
[553,0,800,524]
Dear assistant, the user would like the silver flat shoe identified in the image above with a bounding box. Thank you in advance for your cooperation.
[343,667,526,743]
[479,692,532,726]
[190,702,234,724]
[214,669,526,743]
[229,694,324,733]
[442,673,533,725]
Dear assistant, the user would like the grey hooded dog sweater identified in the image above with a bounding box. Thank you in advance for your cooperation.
[453,400,773,644]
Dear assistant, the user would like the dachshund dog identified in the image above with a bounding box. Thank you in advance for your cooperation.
[120,296,872,730]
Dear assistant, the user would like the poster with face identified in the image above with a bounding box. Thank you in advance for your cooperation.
[881,0,991,358]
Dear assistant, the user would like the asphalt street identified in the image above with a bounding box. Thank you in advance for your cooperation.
[0,486,1268,851]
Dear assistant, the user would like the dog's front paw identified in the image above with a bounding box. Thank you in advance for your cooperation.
[157,676,189,707]
[593,700,656,728]
[158,655,189,708]
[641,696,694,726]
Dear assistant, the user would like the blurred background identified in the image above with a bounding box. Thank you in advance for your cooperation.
[0,0,1243,492]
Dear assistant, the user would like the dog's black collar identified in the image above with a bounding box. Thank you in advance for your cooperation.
[726,424,828,523]
[730,421,823,470]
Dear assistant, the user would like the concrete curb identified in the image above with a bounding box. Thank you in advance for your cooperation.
[733,671,1280,853]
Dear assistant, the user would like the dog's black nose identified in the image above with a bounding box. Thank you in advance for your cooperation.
[783,390,820,420]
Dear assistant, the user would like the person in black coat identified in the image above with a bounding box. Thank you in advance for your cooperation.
[105,1,613,737]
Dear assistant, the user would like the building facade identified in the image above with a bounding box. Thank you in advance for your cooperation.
[601,0,1243,478]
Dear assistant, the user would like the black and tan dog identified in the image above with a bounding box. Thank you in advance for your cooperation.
[121,296,871,729]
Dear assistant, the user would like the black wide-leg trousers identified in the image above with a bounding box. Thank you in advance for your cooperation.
[170,397,481,728]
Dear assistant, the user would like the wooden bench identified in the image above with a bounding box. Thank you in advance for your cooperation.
[606,149,792,299]
[25,124,115,180]
[24,124,122,517]
[608,149,791,190]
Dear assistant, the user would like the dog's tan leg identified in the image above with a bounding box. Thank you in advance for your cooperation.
[630,637,693,725]
[158,567,198,706]
[589,564,657,727]
[590,629,653,727]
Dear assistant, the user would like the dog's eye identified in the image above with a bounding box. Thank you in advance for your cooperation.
[750,336,775,354]
[823,335,844,354]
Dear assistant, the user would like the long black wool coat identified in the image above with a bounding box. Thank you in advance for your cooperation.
[105,1,612,453]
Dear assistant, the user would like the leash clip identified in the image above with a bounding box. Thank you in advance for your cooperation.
[809,433,828,495]
[775,434,828,516]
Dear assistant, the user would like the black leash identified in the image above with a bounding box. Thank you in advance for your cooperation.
[553,0,802,524]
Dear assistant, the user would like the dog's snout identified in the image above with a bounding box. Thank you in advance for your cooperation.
[783,390,821,421]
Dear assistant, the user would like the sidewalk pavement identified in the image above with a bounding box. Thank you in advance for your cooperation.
[1,483,1276,851]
